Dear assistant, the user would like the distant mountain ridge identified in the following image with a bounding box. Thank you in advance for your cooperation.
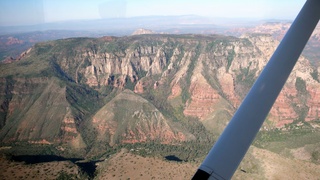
[132,28,157,35]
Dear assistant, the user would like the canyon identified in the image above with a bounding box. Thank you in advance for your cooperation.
[1,32,319,150]
[0,24,319,178]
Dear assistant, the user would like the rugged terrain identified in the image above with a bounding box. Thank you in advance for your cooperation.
[0,33,319,178]
[227,22,320,66]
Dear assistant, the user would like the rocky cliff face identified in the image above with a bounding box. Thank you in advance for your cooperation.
[227,22,320,67]
[0,34,319,156]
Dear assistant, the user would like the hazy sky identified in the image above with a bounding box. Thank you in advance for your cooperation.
[0,0,306,26]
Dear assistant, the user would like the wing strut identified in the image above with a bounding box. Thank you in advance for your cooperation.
[193,0,320,179]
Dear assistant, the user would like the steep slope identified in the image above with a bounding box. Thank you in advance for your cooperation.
[91,90,194,146]
[0,78,76,143]
[0,76,102,154]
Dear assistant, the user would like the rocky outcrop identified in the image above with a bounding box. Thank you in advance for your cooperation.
[183,73,222,119]
[306,84,320,121]
[1,48,32,64]
[5,37,24,45]
[269,86,298,127]
[216,67,240,107]
[132,28,156,35]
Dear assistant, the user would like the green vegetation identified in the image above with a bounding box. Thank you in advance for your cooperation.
[310,68,319,82]
[254,122,320,154]
[0,54,49,78]
[162,40,180,65]
[240,38,253,46]
[96,135,214,163]
[295,77,307,93]
[54,38,92,54]
[181,43,201,103]
[34,43,53,55]
[293,77,310,121]
[180,117,216,143]
[206,38,231,52]
[201,65,225,98]
[227,49,235,71]
[56,171,78,180]
[81,58,92,68]
[141,81,175,120]
[99,38,129,54]
[235,65,257,98]
[64,82,105,151]
[51,59,74,82]
[0,143,58,156]
[0,77,14,128]
[124,76,135,90]
[66,83,103,115]
[312,151,319,163]
[104,42,121,53]
[236,66,256,86]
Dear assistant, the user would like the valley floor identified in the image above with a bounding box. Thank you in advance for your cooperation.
[0,154,82,179]
[95,146,320,180]
[1,146,320,180]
